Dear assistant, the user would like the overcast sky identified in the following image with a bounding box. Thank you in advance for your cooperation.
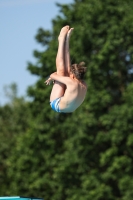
[0,0,73,105]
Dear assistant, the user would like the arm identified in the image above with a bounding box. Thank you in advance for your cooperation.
[50,72,72,86]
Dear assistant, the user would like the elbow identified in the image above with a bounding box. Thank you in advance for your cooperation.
[50,72,56,79]
[50,75,54,80]
[50,74,52,78]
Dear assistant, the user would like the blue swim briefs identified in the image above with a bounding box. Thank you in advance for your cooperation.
[50,97,61,113]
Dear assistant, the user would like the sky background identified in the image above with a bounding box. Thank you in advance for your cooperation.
[0,0,73,105]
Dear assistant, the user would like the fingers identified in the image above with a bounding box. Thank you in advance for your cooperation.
[44,78,54,85]
[44,80,49,85]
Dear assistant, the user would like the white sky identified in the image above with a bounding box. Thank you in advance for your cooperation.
[0,0,73,105]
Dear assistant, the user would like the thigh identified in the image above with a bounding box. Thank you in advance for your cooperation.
[50,81,66,102]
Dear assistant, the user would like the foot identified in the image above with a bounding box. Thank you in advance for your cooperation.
[66,28,74,40]
[58,25,69,41]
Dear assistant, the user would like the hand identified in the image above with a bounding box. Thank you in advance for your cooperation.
[45,77,54,85]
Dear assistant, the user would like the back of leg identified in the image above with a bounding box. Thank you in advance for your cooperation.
[50,26,69,102]
[56,26,69,76]
[50,81,66,102]
[64,28,74,76]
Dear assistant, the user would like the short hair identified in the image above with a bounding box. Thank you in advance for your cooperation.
[70,62,87,80]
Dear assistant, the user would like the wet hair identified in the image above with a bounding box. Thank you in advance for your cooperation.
[70,62,87,80]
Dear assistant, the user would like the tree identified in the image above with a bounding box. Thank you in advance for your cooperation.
[0,84,32,195]
[6,0,133,199]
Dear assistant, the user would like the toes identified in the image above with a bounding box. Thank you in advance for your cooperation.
[66,25,69,30]
[70,28,74,32]
[62,25,69,32]
[58,25,70,40]
[67,28,74,37]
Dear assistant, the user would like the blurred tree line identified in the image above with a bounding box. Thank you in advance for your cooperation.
[0,0,133,199]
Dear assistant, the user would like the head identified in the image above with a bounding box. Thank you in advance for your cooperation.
[70,62,87,80]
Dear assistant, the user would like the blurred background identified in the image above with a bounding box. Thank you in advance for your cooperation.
[0,0,133,200]
[0,0,72,105]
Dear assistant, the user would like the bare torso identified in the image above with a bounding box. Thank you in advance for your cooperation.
[59,78,87,112]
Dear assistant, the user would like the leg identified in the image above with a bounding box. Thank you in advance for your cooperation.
[64,28,74,76]
[56,25,69,75]
[50,26,69,102]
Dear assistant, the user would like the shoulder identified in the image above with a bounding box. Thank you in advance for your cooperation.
[82,80,87,88]
[80,80,88,91]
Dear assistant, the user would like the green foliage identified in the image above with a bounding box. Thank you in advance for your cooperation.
[1,0,133,200]
[0,84,32,195]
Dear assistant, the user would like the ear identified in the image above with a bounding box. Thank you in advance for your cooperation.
[70,73,74,79]
[71,72,74,77]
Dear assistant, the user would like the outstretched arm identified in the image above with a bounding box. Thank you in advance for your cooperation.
[50,72,72,86]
